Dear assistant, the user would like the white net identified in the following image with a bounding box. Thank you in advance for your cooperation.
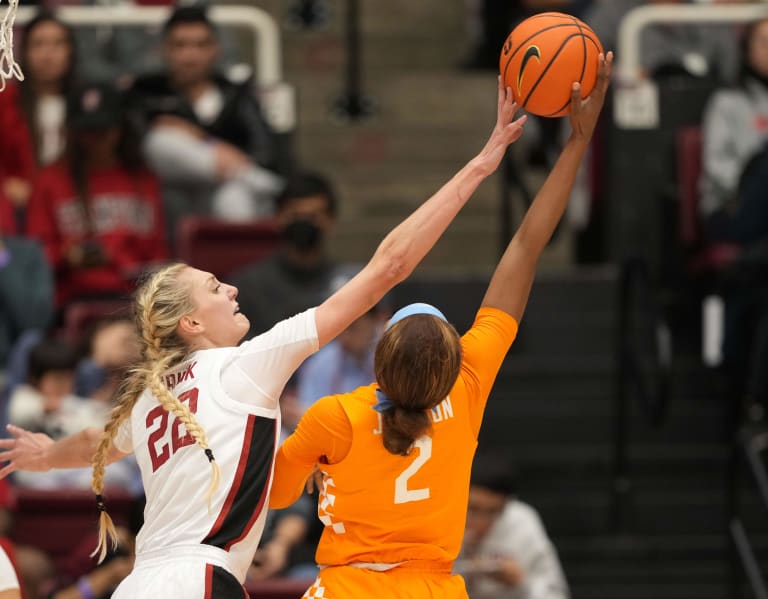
[0,0,22,90]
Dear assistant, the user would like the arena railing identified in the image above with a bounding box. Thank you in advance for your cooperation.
[14,5,295,132]
[730,425,768,599]
[615,2,768,129]
[615,5,768,594]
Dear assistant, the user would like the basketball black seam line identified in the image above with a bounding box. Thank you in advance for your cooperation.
[544,35,602,116]
[502,23,598,93]
[551,14,587,116]
[522,32,595,110]
[502,22,586,67]
[502,24,578,95]
[544,18,585,117]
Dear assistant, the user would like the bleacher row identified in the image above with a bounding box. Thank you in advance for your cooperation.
[3,0,768,597]
[11,489,311,598]
[57,216,282,341]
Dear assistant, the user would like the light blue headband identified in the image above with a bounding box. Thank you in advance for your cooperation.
[373,303,448,414]
[385,302,448,331]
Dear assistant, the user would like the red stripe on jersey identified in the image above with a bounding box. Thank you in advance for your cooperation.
[204,563,214,599]
[207,416,256,539]
[223,453,273,551]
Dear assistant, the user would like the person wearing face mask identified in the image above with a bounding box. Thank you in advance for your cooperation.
[229,171,358,337]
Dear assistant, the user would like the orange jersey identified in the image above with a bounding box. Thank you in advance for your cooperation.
[270,307,518,569]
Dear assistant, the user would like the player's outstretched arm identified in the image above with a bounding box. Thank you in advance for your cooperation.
[481,52,613,322]
[315,80,527,347]
[0,425,129,478]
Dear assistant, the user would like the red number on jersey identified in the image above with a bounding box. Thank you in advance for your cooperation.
[146,387,200,472]
[172,388,199,452]
[146,407,170,472]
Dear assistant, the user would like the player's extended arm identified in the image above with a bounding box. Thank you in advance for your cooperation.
[482,52,613,321]
[315,81,527,347]
[0,425,129,479]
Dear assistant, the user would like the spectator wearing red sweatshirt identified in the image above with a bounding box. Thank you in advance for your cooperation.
[0,12,77,233]
[27,82,169,307]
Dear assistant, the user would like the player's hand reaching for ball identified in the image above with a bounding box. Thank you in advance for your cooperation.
[473,77,528,178]
[569,51,613,143]
[0,424,54,478]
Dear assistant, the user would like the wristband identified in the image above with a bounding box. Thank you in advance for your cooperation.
[77,576,97,599]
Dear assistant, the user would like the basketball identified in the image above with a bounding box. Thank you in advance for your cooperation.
[499,12,603,118]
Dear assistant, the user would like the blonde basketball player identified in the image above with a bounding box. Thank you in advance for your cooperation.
[270,53,612,599]
[0,77,527,598]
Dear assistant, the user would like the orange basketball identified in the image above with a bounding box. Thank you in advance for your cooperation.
[499,12,603,118]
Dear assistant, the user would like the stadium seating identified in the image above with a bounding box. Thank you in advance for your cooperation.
[10,488,136,570]
[675,125,741,274]
[176,216,281,279]
[61,299,132,341]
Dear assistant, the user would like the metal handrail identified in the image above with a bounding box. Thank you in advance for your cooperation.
[743,428,768,511]
[730,425,768,599]
[731,519,768,599]
[14,5,282,86]
[617,3,768,83]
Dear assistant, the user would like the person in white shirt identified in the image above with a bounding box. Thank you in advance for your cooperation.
[457,455,569,599]
[0,545,20,599]
[0,78,527,599]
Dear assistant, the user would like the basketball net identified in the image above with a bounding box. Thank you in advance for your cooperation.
[0,0,22,90]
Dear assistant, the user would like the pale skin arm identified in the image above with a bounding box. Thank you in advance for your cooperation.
[0,425,129,479]
[314,80,527,346]
[481,52,613,322]
[0,588,21,599]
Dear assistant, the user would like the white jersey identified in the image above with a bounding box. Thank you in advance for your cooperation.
[113,309,318,584]
[0,545,19,592]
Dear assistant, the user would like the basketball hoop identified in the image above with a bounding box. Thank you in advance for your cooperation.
[0,0,22,90]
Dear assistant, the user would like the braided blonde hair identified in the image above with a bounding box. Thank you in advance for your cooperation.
[91,263,221,562]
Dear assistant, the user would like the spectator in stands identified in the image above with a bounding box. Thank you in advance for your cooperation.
[129,5,288,235]
[26,80,169,308]
[47,498,143,599]
[457,455,569,599]
[249,492,320,582]
[0,12,76,233]
[585,0,739,82]
[0,478,55,599]
[0,219,54,367]
[700,17,768,419]
[297,302,390,412]
[7,338,140,493]
[229,171,356,337]
[75,316,141,404]
[7,338,105,439]
[48,529,134,599]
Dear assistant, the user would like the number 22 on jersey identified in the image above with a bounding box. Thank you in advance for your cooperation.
[146,387,199,472]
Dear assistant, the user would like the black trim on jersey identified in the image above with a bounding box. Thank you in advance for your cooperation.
[203,415,276,550]
[204,563,250,599]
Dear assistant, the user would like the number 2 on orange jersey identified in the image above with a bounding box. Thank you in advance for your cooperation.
[394,435,432,504]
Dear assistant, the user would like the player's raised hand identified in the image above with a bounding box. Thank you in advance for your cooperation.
[0,424,54,479]
[569,51,613,142]
[474,77,528,177]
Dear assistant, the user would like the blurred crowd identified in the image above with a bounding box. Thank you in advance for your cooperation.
[0,0,767,597]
